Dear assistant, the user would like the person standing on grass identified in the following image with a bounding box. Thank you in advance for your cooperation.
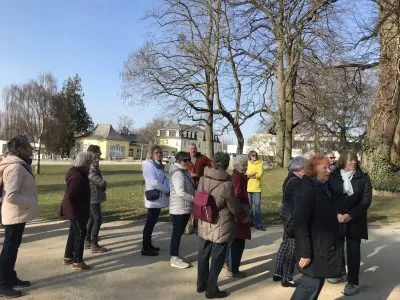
[60,151,94,271]
[85,145,108,253]
[187,143,212,188]
[169,151,196,269]
[274,156,306,288]
[328,150,372,296]
[225,155,251,279]
[0,135,38,298]
[246,150,266,231]
[291,154,344,300]
[141,145,170,256]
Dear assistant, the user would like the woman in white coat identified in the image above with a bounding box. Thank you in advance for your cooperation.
[169,151,196,269]
[141,145,170,256]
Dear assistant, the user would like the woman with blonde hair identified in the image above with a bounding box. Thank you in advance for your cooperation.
[246,150,265,230]
[141,145,170,256]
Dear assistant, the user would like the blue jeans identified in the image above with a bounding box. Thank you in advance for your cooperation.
[248,192,263,227]
[291,275,325,300]
[86,204,102,244]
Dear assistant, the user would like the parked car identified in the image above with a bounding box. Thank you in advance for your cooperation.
[162,155,175,164]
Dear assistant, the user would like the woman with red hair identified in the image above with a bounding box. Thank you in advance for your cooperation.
[291,154,344,300]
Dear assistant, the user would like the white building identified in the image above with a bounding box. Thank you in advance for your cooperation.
[157,124,222,154]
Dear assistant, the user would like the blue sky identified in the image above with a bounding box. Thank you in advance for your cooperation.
[0,0,258,143]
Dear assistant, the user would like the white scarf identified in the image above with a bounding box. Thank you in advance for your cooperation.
[340,169,356,196]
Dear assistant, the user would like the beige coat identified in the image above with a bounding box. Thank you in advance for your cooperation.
[0,155,38,225]
[197,167,241,244]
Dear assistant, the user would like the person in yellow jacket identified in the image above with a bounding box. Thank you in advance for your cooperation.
[246,151,266,231]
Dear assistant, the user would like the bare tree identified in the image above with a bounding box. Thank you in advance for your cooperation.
[3,73,57,174]
[122,0,223,157]
[231,0,340,166]
[117,115,134,135]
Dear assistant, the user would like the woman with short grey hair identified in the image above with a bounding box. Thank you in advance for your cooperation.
[59,151,94,270]
[274,156,306,288]
[225,154,251,278]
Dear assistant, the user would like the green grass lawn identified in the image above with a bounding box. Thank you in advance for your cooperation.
[36,165,400,224]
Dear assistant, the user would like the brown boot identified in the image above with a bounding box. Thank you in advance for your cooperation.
[91,244,108,253]
[72,262,91,270]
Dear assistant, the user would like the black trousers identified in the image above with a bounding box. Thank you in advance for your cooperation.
[86,204,102,244]
[275,231,296,281]
[227,238,246,273]
[346,237,361,285]
[291,275,325,300]
[197,237,228,294]
[0,223,26,289]
[65,219,88,263]
[170,214,190,256]
[142,208,161,248]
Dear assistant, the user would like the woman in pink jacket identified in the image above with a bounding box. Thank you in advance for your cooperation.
[0,135,38,298]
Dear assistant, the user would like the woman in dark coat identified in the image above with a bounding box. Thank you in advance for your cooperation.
[291,154,345,300]
[328,150,372,296]
[226,155,251,278]
[60,151,94,271]
[274,156,306,288]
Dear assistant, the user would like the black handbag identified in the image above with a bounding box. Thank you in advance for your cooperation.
[145,189,160,201]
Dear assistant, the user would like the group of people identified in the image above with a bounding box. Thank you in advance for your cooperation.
[0,136,109,297]
[142,146,372,300]
[0,133,373,300]
[274,151,372,300]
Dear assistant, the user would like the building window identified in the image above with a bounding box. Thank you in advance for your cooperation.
[176,141,179,146]
[110,145,125,158]
[176,131,179,137]
[183,131,186,138]
[166,130,170,137]
[157,130,160,137]
[186,131,189,138]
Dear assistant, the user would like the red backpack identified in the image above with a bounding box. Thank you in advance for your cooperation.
[194,178,224,224]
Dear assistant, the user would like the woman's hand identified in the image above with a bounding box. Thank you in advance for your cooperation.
[342,214,352,223]
[299,257,311,268]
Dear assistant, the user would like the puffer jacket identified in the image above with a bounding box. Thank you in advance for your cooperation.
[197,167,244,244]
[0,155,38,225]
[169,163,196,215]
[89,165,107,204]
[246,159,264,192]
[142,159,169,209]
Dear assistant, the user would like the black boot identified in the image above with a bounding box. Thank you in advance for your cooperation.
[0,286,22,298]
[141,242,158,256]
[11,272,30,287]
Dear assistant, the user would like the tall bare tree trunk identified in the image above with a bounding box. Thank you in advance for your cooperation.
[363,0,400,191]
[284,75,296,166]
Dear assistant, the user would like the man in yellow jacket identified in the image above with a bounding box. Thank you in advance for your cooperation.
[246,151,265,231]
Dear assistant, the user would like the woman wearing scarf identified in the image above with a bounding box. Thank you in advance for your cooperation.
[141,145,170,256]
[328,150,372,296]
[291,154,344,300]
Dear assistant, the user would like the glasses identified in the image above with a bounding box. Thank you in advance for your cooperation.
[181,159,190,163]
[251,154,257,157]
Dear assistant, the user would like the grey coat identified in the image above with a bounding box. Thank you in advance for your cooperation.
[89,165,107,204]
[169,163,196,215]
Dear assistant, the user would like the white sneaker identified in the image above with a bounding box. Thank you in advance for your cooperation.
[170,256,190,269]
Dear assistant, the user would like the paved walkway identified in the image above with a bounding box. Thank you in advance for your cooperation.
[1,220,399,300]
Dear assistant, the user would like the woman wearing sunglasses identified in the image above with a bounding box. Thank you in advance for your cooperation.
[169,152,196,269]
[142,145,170,256]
